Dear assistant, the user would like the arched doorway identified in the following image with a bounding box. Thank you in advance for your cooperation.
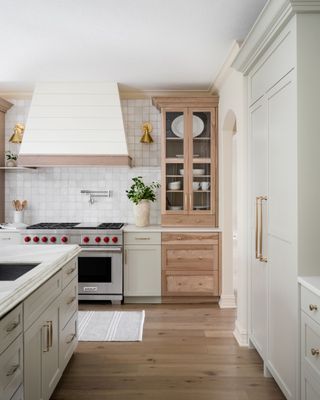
[219,110,238,308]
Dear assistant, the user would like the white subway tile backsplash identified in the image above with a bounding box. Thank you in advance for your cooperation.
[4,98,161,224]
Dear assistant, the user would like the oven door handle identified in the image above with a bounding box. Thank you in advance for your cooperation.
[80,247,122,253]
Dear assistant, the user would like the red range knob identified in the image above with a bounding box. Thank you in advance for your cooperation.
[41,236,48,243]
[50,236,57,243]
[103,237,110,243]
[95,237,101,243]
[112,236,118,243]
[61,236,68,243]
[24,236,31,243]
[33,236,39,243]
[83,236,90,243]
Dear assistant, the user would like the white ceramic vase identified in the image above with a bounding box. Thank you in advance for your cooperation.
[6,160,17,167]
[133,200,150,227]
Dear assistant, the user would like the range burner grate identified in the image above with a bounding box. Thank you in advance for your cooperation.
[27,223,80,229]
[97,223,124,229]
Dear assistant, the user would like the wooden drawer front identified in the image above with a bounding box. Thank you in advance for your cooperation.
[125,232,161,245]
[165,247,217,271]
[60,312,77,372]
[301,312,320,379]
[0,305,22,355]
[301,286,320,325]
[24,271,62,330]
[62,258,78,289]
[60,277,78,330]
[164,272,218,296]
[0,335,23,400]
[162,232,219,245]
[162,214,216,227]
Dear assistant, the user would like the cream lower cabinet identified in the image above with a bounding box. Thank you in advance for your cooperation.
[124,232,161,300]
[0,232,21,245]
[24,297,60,400]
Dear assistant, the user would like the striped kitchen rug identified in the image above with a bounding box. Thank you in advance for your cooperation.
[78,310,145,341]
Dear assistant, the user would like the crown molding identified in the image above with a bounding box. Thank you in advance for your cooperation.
[210,41,241,92]
[0,97,13,113]
[232,0,320,75]
[119,88,211,99]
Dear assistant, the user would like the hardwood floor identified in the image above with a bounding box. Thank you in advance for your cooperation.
[51,303,285,400]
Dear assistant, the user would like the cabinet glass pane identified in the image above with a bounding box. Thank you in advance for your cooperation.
[192,111,211,159]
[192,163,211,211]
[165,163,185,211]
[165,111,184,158]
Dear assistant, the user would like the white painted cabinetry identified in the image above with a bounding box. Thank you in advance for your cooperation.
[124,232,161,301]
[0,232,21,245]
[300,284,320,400]
[234,3,320,399]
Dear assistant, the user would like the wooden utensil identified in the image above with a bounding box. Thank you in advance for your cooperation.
[15,200,21,211]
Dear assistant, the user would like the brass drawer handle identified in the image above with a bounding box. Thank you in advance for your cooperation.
[67,296,77,305]
[311,348,320,356]
[6,321,20,333]
[66,267,76,275]
[198,256,203,260]
[66,333,76,344]
[176,236,182,240]
[134,237,151,240]
[309,304,318,311]
[6,364,19,376]
[43,323,50,352]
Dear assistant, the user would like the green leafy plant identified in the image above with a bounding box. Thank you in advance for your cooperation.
[126,176,160,205]
[5,151,18,161]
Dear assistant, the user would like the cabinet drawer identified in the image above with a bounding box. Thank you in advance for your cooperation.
[60,312,77,372]
[125,232,161,245]
[0,305,22,355]
[164,271,218,296]
[60,277,78,329]
[301,286,320,325]
[24,271,62,330]
[164,247,217,271]
[62,258,77,289]
[0,335,23,400]
[0,234,21,245]
[301,311,320,379]
[162,214,216,227]
[162,232,219,245]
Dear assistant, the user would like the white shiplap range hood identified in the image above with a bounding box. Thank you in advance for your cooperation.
[18,82,131,166]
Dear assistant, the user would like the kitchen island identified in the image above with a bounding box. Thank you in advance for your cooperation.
[0,244,81,400]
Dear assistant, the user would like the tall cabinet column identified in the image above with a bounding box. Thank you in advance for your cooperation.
[0,98,13,221]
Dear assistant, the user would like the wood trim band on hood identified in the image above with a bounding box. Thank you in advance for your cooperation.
[18,154,132,167]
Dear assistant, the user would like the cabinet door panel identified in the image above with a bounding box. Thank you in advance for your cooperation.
[267,75,297,400]
[124,245,161,296]
[250,100,268,357]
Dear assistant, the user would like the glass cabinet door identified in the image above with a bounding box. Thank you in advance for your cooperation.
[189,110,214,214]
[164,111,188,212]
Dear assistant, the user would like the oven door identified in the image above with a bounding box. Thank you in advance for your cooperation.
[78,247,123,295]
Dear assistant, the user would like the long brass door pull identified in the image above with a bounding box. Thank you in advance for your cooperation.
[255,196,268,263]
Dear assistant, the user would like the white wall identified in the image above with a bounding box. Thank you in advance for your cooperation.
[215,42,249,345]
[4,99,161,225]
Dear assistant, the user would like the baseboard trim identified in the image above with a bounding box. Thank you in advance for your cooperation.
[233,320,248,346]
[218,294,237,308]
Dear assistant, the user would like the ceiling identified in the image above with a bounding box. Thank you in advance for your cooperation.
[0,0,268,93]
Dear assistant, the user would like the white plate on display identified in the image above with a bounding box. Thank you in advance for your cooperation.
[171,115,204,138]
[194,205,209,210]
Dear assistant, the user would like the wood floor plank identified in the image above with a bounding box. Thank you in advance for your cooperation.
[51,304,285,400]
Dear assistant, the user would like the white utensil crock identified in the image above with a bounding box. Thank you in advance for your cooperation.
[133,200,150,227]
[13,210,24,223]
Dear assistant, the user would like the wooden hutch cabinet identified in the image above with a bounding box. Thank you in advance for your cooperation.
[152,97,219,227]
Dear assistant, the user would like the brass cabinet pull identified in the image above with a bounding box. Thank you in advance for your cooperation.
[6,364,19,376]
[43,323,50,352]
[6,320,20,333]
[67,296,77,305]
[259,196,268,262]
[255,196,261,260]
[176,236,182,240]
[311,348,320,356]
[134,237,150,240]
[66,267,76,275]
[309,304,318,311]
[49,321,53,348]
[66,333,76,344]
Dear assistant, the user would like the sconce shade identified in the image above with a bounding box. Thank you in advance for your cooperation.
[9,123,24,144]
[140,122,154,144]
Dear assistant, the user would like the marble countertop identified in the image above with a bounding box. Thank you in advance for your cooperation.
[123,224,222,233]
[0,244,81,319]
[298,276,320,297]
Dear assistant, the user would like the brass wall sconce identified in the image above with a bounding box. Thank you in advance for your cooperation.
[140,122,154,144]
[9,123,25,143]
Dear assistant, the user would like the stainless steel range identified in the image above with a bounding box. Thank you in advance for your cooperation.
[21,222,124,304]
